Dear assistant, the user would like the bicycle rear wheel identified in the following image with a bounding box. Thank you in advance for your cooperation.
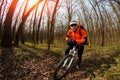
[53,55,74,80]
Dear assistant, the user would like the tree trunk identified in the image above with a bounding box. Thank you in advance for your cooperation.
[36,0,47,44]
[14,0,43,47]
[21,29,25,44]
[12,1,25,41]
[0,0,4,39]
[1,0,18,48]
[50,0,59,44]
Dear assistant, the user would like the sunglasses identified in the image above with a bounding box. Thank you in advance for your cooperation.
[71,24,77,27]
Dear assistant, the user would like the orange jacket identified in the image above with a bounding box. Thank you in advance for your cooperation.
[65,25,87,45]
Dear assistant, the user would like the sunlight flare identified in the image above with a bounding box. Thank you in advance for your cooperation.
[28,0,39,6]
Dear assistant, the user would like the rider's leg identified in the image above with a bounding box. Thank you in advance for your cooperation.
[65,46,73,55]
[77,45,84,65]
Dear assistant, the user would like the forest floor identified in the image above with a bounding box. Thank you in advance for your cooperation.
[0,44,120,80]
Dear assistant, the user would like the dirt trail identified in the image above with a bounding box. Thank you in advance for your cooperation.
[39,51,95,80]
[1,48,115,80]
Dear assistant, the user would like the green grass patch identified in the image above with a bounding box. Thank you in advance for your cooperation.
[82,45,120,80]
[0,42,120,80]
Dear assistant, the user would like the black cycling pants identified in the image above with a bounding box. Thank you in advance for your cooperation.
[65,45,84,65]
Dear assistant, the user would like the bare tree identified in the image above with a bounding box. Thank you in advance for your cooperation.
[12,0,27,41]
[14,0,43,47]
[36,0,47,44]
[44,0,60,50]
[64,0,76,29]
[32,4,39,44]
[1,0,18,47]
[0,0,5,38]
[49,0,59,44]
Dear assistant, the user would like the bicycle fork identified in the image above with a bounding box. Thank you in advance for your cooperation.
[63,50,77,69]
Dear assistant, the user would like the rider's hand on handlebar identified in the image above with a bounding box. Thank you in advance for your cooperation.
[72,40,77,45]
[67,39,72,45]
[67,39,76,46]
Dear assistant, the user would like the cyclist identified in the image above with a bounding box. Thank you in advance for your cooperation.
[65,21,87,70]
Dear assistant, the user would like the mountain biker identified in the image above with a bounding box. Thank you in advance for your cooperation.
[65,21,87,70]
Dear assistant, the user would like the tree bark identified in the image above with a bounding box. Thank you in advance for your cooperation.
[1,0,18,48]
[14,0,43,47]
[36,0,47,44]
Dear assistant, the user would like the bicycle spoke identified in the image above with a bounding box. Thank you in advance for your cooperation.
[53,46,77,80]
[53,55,73,80]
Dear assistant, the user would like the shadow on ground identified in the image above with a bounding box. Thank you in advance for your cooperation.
[0,46,120,80]
[62,50,120,80]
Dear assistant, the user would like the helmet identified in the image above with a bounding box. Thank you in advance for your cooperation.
[70,21,77,26]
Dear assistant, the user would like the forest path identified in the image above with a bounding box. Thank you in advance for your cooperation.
[0,47,119,80]
[39,50,108,80]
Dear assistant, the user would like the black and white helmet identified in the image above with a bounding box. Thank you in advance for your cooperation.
[70,21,77,26]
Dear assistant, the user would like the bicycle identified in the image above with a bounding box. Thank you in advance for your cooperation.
[53,45,78,80]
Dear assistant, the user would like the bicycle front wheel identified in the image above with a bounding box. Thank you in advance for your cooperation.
[53,55,74,80]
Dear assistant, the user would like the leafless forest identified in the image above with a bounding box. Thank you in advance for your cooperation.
[0,0,120,49]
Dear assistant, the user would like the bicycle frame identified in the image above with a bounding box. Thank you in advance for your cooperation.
[53,46,78,80]
[69,46,77,56]
[63,46,77,69]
